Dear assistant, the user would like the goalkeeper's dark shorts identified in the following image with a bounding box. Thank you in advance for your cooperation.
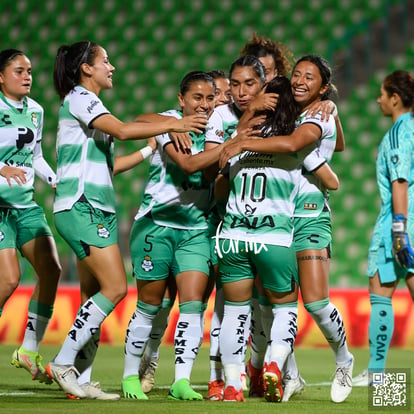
[367,245,410,282]
[293,210,332,253]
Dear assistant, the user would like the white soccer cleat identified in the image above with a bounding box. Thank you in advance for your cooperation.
[331,355,354,403]
[79,382,120,400]
[139,355,159,393]
[46,362,86,398]
[352,369,369,387]
[282,374,306,402]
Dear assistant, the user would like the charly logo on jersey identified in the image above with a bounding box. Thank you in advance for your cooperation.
[0,231,5,242]
[96,224,110,238]
[31,113,39,129]
[141,255,154,272]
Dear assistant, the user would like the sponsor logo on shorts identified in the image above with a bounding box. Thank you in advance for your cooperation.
[97,224,110,238]
[141,255,154,272]
[0,231,4,242]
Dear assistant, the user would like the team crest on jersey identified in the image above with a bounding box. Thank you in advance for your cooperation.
[141,255,154,272]
[0,231,4,242]
[97,224,110,238]
[31,113,39,129]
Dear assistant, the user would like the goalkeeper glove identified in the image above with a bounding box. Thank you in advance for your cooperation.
[392,214,414,268]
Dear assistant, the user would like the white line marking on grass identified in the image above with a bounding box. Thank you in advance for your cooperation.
[0,392,36,396]
[156,382,332,390]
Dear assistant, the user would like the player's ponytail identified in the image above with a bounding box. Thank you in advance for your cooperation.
[53,41,96,100]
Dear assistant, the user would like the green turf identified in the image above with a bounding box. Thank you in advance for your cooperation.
[0,345,412,413]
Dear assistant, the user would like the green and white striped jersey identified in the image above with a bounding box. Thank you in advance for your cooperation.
[205,102,241,145]
[294,111,336,218]
[135,110,211,230]
[219,150,302,246]
[53,86,114,213]
[0,92,54,208]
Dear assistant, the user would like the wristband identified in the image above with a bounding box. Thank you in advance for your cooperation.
[230,130,238,139]
[140,146,153,160]
[392,214,407,233]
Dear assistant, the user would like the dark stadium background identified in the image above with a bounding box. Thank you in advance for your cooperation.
[3,0,414,286]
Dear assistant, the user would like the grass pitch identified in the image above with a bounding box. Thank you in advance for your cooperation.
[0,345,412,413]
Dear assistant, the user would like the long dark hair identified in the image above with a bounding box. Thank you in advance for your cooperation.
[259,76,298,137]
[0,49,25,73]
[53,40,99,99]
[383,70,414,109]
[294,54,338,101]
[179,71,216,95]
[229,55,266,85]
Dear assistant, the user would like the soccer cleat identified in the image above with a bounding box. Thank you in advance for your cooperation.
[206,379,225,401]
[223,385,245,402]
[331,355,354,403]
[122,375,149,400]
[139,355,158,393]
[246,359,264,398]
[282,374,306,402]
[263,361,283,403]
[352,369,369,387]
[168,378,203,401]
[77,382,120,400]
[11,347,53,385]
[46,362,86,398]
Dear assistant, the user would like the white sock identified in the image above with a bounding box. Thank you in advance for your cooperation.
[309,302,352,364]
[220,302,250,389]
[143,304,171,362]
[123,309,157,378]
[21,313,50,352]
[284,350,299,379]
[209,288,224,382]
[249,298,267,369]
[269,305,298,369]
[174,312,202,382]
[54,298,107,365]
[75,328,100,384]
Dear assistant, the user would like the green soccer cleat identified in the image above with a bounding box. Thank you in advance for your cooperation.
[11,347,53,384]
[168,378,203,401]
[122,375,149,400]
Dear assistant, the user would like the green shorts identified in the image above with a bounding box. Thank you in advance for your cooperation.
[130,215,211,281]
[54,200,118,260]
[217,239,298,292]
[294,210,332,253]
[0,205,52,251]
[366,245,409,282]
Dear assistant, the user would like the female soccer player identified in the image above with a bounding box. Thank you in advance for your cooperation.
[122,71,236,401]
[0,49,61,385]
[45,40,207,399]
[219,55,354,404]
[353,70,414,386]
